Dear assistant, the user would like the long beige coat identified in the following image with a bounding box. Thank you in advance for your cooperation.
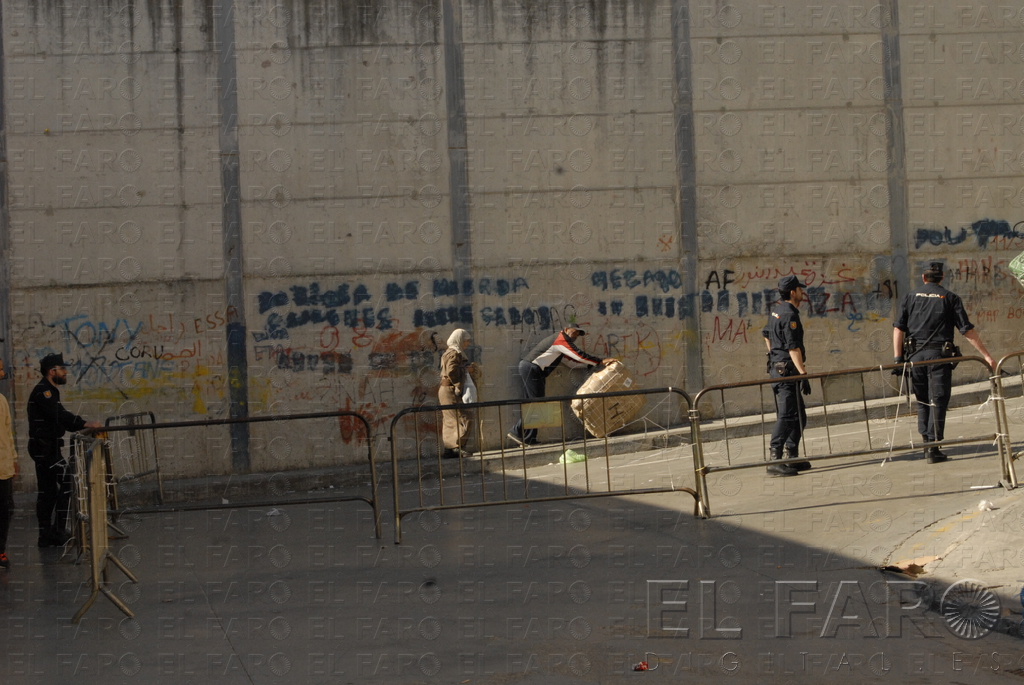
[439,348,475,450]
[0,394,17,481]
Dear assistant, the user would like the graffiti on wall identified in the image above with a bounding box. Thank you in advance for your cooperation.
[693,259,896,356]
[693,218,1024,359]
[915,219,1024,251]
[254,276,533,343]
[15,306,233,416]
[14,227,1023,452]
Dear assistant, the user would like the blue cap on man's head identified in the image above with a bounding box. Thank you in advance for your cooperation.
[778,275,806,291]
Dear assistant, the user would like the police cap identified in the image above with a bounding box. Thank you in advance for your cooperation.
[777,275,807,292]
[40,353,65,374]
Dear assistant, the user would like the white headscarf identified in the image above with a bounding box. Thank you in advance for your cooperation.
[447,328,471,352]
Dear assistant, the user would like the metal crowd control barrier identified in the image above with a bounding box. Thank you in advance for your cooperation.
[70,434,125,562]
[388,387,700,543]
[105,411,164,505]
[102,411,381,539]
[72,433,139,624]
[689,356,1000,518]
[992,351,1024,489]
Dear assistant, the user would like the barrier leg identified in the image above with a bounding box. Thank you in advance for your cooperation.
[992,374,1018,489]
[390,435,403,545]
[688,409,711,518]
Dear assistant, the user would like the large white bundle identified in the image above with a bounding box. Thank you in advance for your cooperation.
[1011,251,1024,287]
[570,360,643,438]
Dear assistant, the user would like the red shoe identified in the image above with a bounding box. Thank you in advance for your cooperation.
[0,552,9,569]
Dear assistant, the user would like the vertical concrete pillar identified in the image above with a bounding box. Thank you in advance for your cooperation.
[671,0,703,393]
[881,0,909,297]
[0,7,10,400]
[442,0,474,317]
[213,0,250,471]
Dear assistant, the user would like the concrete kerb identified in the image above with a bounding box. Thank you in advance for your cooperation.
[692,374,1015,445]
[112,462,380,507]
[423,373,1016,478]
[113,374,1017,505]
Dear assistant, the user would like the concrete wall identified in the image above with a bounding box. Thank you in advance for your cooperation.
[2,0,1023,483]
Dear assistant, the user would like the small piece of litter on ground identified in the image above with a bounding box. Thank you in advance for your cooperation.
[559,449,586,464]
[885,556,938,577]
[221,498,229,504]
[970,485,998,490]
[267,509,281,516]
[978,500,995,511]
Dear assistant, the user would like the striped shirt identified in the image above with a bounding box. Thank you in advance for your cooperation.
[523,331,602,377]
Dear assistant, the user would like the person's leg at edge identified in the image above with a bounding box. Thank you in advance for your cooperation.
[911,364,933,457]
[767,374,799,476]
[33,453,58,543]
[510,360,543,444]
[0,477,13,567]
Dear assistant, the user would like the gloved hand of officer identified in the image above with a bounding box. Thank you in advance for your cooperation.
[891,355,908,377]
[800,379,811,395]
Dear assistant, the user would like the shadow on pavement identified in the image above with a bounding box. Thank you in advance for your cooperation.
[3,437,1024,684]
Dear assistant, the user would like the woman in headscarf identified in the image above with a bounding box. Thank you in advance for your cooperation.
[438,328,477,458]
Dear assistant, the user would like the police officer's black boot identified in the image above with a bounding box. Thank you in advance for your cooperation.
[37,528,56,548]
[926,446,948,464]
[766,449,799,476]
[786,449,811,471]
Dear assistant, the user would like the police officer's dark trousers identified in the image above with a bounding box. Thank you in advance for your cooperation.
[770,361,806,454]
[910,347,952,443]
[510,360,545,444]
[29,439,71,535]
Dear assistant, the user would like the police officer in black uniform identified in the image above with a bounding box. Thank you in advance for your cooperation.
[27,354,101,547]
[762,275,813,476]
[893,262,995,463]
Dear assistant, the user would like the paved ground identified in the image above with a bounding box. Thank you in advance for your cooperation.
[4,396,1024,684]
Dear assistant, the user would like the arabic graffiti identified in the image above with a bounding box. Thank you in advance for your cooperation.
[693,261,894,321]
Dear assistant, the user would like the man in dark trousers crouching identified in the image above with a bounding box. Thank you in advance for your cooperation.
[28,354,101,547]
[508,327,615,446]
